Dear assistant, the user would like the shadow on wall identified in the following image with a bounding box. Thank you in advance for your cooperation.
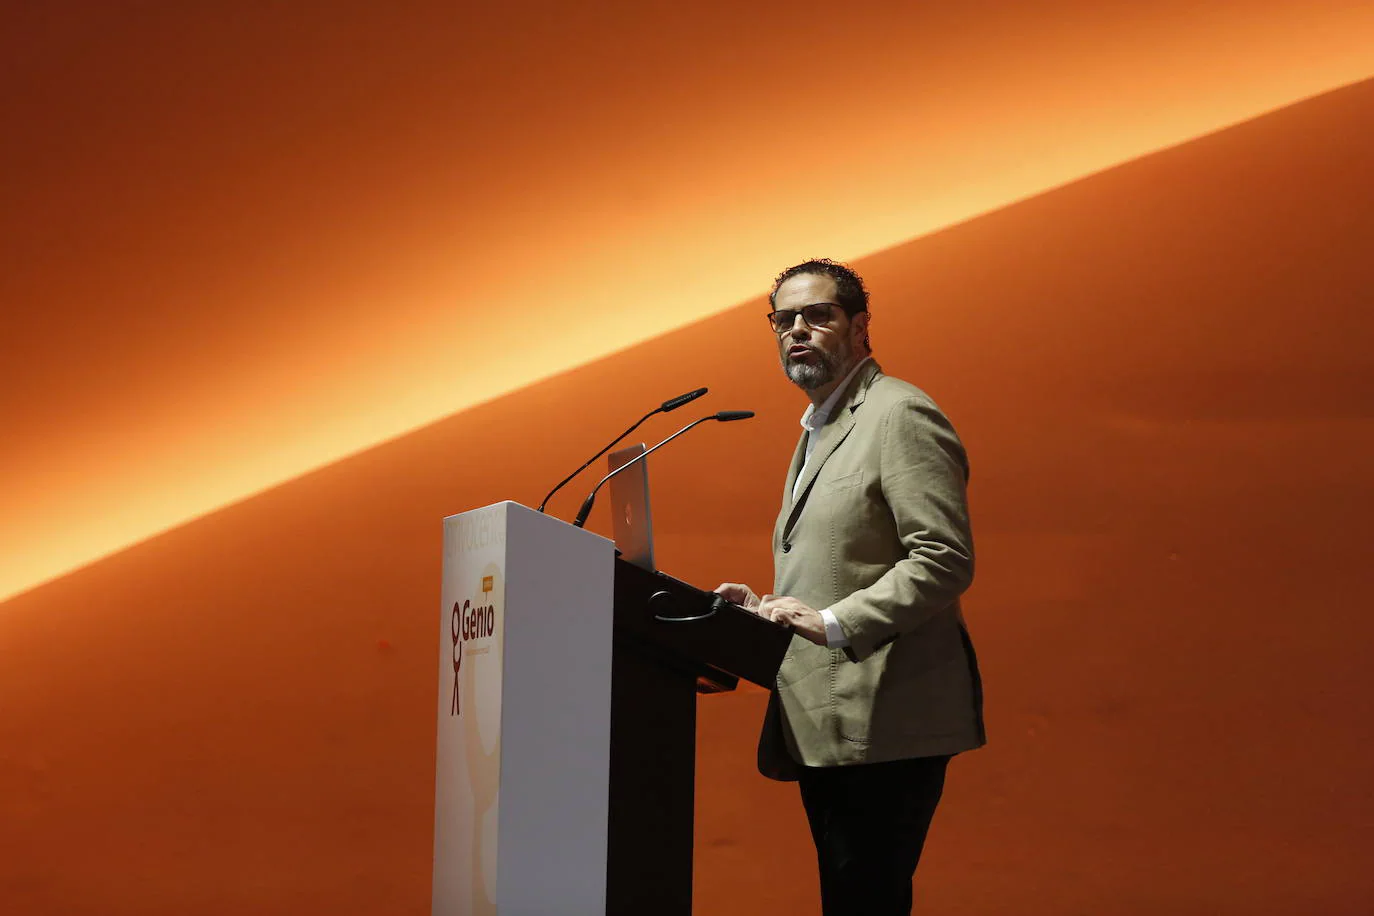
[2,80,1372,915]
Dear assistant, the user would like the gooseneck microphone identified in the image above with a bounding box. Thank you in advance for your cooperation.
[572,410,755,528]
[537,387,707,514]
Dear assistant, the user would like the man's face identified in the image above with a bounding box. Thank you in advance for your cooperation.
[772,273,866,391]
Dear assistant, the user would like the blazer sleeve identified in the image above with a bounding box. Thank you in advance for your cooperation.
[828,396,975,662]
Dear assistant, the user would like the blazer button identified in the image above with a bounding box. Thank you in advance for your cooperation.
[781,541,792,553]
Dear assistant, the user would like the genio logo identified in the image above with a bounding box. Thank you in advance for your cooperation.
[450,575,496,716]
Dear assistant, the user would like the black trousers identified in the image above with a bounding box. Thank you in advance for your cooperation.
[798,754,951,916]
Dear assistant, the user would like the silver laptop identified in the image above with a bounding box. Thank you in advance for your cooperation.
[608,443,655,571]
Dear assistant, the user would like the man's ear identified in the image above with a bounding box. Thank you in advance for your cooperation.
[854,311,872,351]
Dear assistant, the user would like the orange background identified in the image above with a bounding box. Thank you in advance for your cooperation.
[2,3,1373,914]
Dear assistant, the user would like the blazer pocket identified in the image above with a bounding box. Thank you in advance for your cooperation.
[818,469,864,492]
[833,642,889,744]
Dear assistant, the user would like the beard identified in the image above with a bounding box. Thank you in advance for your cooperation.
[782,338,851,391]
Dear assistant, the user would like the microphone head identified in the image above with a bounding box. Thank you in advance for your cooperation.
[714,410,755,422]
[661,387,708,412]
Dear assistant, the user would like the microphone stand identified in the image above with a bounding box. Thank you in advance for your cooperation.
[537,387,706,514]
[572,411,753,528]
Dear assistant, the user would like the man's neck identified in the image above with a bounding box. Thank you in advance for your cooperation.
[807,382,839,408]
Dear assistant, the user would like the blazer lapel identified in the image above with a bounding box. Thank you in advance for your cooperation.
[780,360,881,541]
[781,432,808,516]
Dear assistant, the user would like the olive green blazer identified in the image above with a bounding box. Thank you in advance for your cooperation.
[759,360,985,780]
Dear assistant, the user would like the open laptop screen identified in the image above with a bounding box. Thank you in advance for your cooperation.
[607,443,655,572]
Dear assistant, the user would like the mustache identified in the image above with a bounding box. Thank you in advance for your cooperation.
[785,345,833,371]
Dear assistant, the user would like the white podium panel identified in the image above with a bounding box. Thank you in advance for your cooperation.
[433,501,615,916]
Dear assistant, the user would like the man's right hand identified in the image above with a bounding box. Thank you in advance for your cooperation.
[714,582,762,612]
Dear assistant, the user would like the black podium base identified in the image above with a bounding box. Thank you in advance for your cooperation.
[605,559,791,915]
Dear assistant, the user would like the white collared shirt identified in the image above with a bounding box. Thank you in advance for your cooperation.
[794,356,873,500]
[793,356,872,649]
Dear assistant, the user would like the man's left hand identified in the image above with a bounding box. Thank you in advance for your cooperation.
[759,595,827,646]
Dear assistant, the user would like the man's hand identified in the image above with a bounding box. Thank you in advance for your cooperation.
[758,595,827,646]
[714,582,761,611]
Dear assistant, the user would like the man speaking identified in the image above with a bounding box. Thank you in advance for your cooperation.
[717,259,984,916]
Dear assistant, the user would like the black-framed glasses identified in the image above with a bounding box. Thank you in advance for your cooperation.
[766,303,843,334]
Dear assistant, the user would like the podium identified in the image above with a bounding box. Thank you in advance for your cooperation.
[433,501,791,916]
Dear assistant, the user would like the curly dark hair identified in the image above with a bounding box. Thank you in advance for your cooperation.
[768,258,870,316]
